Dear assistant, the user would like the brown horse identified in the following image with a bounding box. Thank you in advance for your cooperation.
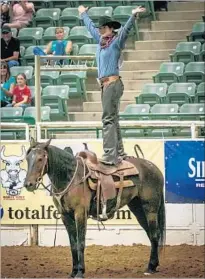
[24,138,166,278]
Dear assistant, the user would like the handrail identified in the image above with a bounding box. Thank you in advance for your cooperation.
[0,122,30,142]
[36,120,204,141]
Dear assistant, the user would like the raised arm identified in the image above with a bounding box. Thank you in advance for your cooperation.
[117,6,146,49]
[78,5,100,43]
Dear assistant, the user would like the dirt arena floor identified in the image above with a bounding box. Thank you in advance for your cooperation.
[1,245,204,278]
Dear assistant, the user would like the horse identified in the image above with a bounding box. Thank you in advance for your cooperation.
[24,138,166,278]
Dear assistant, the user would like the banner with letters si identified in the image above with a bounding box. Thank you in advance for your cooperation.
[165,140,205,203]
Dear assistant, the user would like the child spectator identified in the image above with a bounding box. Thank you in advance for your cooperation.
[0,61,15,107]
[7,73,31,109]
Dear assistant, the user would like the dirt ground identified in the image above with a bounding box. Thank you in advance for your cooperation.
[1,245,204,278]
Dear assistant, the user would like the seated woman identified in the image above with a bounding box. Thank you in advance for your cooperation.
[0,62,15,107]
[5,0,34,29]
[7,73,31,110]
[33,27,73,65]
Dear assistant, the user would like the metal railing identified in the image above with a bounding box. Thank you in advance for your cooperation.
[0,123,30,142]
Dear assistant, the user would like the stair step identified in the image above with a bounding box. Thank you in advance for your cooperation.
[121,60,168,71]
[123,49,172,60]
[69,112,102,121]
[120,70,158,80]
[135,40,183,51]
[140,30,191,41]
[83,101,134,112]
[168,2,205,11]
[157,10,204,21]
[151,20,199,31]
[87,90,140,102]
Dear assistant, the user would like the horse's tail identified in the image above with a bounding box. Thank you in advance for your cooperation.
[158,192,166,251]
[134,144,144,158]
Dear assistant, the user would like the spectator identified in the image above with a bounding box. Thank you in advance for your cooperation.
[1,1,10,27]
[33,27,72,65]
[4,0,34,29]
[1,25,20,68]
[0,61,15,107]
[154,1,168,11]
[7,73,31,110]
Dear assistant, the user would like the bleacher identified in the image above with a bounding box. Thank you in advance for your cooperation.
[1,0,205,139]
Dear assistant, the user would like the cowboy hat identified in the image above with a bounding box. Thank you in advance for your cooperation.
[96,16,121,29]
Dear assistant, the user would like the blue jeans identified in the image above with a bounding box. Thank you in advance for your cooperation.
[6,103,30,112]
[7,60,19,68]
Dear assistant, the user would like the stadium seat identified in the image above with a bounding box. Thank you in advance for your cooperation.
[113,6,139,40]
[33,0,48,10]
[41,26,70,45]
[11,28,17,38]
[179,103,204,120]
[57,71,87,100]
[101,1,124,8]
[199,43,205,61]
[59,8,81,28]
[87,7,113,24]
[70,43,79,55]
[23,45,46,66]
[187,22,205,43]
[68,26,93,47]
[136,83,167,105]
[41,87,69,121]
[10,66,33,80]
[30,67,60,88]
[119,104,150,120]
[195,82,205,103]
[153,62,185,85]
[150,104,179,120]
[18,27,44,47]
[24,106,51,121]
[33,8,61,28]
[170,42,201,64]
[1,107,23,118]
[183,62,205,85]
[125,1,155,20]
[79,44,97,66]
[29,86,42,106]
[72,1,100,8]
[48,0,72,9]
[166,83,196,105]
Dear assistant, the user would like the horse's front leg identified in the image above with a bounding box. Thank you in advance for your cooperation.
[74,207,88,278]
[61,212,79,278]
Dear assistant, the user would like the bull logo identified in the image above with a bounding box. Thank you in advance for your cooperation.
[0,146,27,196]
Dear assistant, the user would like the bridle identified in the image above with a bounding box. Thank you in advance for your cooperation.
[29,148,90,197]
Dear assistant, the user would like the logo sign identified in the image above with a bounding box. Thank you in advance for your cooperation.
[165,141,205,203]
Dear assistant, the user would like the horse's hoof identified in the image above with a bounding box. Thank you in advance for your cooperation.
[74,272,84,278]
[144,268,158,275]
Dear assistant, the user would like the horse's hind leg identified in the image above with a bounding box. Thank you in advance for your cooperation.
[128,197,160,274]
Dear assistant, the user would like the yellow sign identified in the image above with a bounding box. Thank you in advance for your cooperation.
[0,140,164,225]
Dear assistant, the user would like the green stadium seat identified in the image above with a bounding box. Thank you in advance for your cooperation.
[24,106,51,121]
[23,45,46,66]
[179,103,204,120]
[59,8,81,28]
[57,71,87,100]
[30,67,60,88]
[70,43,79,55]
[68,26,93,47]
[33,0,48,10]
[166,83,196,105]
[123,129,145,138]
[48,1,72,9]
[41,26,70,45]
[41,87,69,121]
[1,107,23,118]
[195,82,205,103]
[88,7,113,24]
[119,104,150,120]
[187,22,205,43]
[153,62,185,85]
[150,104,179,120]
[29,86,42,99]
[18,27,44,48]
[113,6,139,40]
[170,42,201,64]
[72,1,99,8]
[33,8,61,28]
[137,83,167,105]
[10,66,33,80]
[20,46,25,57]
[125,1,155,20]
[11,28,17,38]
[199,43,205,61]
[101,1,124,8]
[183,62,205,85]
[1,132,17,140]
[79,44,97,55]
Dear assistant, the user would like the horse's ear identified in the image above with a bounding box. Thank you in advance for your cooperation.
[43,138,52,149]
[30,137,36,148]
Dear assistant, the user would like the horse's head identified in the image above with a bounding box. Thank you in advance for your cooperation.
[24,138,51,192]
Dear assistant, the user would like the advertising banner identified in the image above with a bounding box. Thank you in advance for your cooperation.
[1,140,164,225]
[165,140,205,203]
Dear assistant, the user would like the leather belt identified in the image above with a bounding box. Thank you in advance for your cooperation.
[100,75,120,86]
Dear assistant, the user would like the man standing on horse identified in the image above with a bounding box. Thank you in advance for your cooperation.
[78,5,146,166]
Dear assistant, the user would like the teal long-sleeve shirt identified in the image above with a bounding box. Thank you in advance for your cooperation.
[81,12,136,79]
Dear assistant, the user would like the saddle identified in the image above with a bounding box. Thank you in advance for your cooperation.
[78,150,139,219]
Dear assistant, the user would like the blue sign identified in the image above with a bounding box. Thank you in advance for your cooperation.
[0,206,4,219]
[165,141,205,203]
